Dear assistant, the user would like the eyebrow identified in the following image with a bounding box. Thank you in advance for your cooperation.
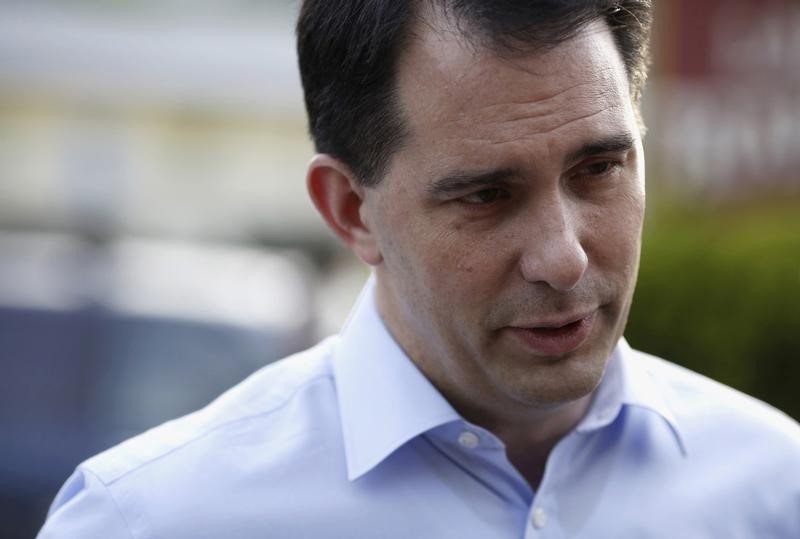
[427,132,637,197]
[565,133,636,166]
[427,168,519,196]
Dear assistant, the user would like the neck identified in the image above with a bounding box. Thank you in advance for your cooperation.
[454,393,593,490]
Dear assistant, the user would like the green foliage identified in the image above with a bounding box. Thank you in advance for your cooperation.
[626,198,800,420]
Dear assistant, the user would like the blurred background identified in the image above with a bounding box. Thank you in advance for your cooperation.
[0,0,797,536]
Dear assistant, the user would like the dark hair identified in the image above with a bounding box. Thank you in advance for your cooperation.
[297,0,653,186]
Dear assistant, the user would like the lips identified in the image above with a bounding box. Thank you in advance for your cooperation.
[507,310,596,356]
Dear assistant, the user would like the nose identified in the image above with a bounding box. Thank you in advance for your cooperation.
[518,198,588,292]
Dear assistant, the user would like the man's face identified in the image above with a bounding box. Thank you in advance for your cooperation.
[362,19,645,417]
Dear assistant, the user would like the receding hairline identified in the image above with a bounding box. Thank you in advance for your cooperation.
[407,1,625,64]
[386,13,639,178]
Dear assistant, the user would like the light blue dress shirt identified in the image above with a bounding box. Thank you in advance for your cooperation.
[39,280,800,538]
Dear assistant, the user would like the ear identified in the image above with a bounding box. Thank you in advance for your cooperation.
[306,154,383,266]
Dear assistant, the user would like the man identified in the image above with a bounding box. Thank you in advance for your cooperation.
[39,1,800,537]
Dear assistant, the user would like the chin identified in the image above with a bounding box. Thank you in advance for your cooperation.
[497,345,612,408]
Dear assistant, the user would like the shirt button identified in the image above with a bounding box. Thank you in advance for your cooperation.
[457,431,480,449]
[531,507,547,529]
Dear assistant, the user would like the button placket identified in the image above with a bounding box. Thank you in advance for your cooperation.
[525,431,582,537]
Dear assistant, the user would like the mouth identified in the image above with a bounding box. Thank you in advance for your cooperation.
[506,310,596,356]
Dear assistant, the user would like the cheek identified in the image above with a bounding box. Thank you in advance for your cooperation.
[433,225,509,279]
[582,193,644,270]
[397,230,503,319]
[377,192,514,297]
[421,233,478,283]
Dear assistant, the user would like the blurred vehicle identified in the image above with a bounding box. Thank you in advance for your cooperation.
[0,231,315,539]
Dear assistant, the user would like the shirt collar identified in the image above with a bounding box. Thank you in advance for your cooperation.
[334,278,688,481]
[332,276,460,481]
[576,338,688,456]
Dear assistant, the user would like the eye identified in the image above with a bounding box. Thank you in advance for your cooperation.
[578,160,620,177]
[460,188,508,205]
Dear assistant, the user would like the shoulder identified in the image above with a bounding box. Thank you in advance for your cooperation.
[87,336,342,483]
[631,347,800,458]
[40,337,346,538]
[626,349,800,532]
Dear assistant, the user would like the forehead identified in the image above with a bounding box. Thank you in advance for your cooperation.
[391,17,636,172]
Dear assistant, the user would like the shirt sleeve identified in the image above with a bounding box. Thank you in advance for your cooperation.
[37,467,135,539]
